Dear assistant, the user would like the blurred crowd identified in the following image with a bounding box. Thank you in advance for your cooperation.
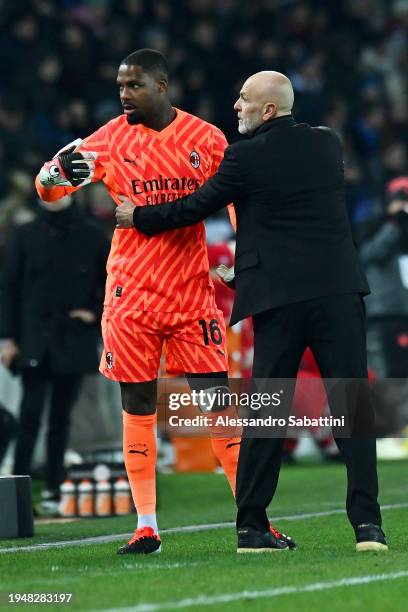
[0,0,407,243]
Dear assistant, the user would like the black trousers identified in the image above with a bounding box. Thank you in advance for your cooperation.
[236,294,382,531]
[0,405,16,466]
[13,364,82,492]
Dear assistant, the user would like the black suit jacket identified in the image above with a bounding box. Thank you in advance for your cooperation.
[0,207,110,373]
[134,115,369,325]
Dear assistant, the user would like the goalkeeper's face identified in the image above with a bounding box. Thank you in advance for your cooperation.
[117,64,165,125]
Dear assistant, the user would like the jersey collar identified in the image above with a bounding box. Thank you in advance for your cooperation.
[137,108,185,139]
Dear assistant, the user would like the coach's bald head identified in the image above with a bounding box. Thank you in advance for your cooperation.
[234,71,294,135]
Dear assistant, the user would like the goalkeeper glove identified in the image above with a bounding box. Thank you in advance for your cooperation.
[39,138,98,187]
[216,264,235,289]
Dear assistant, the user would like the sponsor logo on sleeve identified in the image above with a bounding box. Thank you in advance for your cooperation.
[106,352,114,369]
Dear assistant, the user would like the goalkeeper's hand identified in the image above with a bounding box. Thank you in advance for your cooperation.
[216,264,235,289]
[38,138,98,187]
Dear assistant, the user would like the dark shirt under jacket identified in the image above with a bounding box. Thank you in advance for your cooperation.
[133,115,369,325]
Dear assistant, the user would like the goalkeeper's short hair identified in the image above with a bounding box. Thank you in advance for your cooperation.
[121,48,169,79]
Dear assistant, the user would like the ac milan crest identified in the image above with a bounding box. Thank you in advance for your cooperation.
[190,150,200,169]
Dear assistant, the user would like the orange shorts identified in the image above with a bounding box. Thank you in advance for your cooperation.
[100,307,228,382]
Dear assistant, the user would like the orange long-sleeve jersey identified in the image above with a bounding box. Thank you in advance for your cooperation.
[36,109,229,313]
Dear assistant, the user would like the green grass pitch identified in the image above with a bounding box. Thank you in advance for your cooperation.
[1,461,408,611]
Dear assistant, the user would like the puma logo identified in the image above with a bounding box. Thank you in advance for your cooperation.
[128,449,148,456]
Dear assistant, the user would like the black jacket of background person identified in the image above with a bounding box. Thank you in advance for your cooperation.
[134,115,369,325]
[0,206,110,374]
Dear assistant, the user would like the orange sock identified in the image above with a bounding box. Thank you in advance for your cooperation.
[211,437,240,497]
[123,411,157,517]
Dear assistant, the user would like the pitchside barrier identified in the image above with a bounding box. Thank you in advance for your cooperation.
[0,475,34,538]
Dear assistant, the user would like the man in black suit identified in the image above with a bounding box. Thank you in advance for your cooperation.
[116,71,387,552]
[0,195,109,513]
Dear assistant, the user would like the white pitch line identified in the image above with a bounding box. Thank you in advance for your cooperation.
[99,570,408,612]
[9,562,202,587]
[1,502,407,555]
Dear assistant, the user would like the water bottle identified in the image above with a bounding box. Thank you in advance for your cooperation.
[113,478,132,515]
[58,480,76,517]
[95,480,112,517]
[77,479,94,517]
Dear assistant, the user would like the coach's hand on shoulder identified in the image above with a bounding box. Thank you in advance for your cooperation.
[116,196,136,229]
[39,138,98,188]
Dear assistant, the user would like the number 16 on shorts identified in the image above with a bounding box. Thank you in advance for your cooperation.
[198,318,223,346]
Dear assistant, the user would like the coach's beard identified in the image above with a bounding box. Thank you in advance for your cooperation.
[238,116,262,135]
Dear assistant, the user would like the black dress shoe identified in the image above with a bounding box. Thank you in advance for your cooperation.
[269,524,297,550]
[237,527,291,553]
[355,523,388,552]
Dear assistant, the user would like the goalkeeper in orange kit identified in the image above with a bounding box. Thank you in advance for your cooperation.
[36,48,295,554]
